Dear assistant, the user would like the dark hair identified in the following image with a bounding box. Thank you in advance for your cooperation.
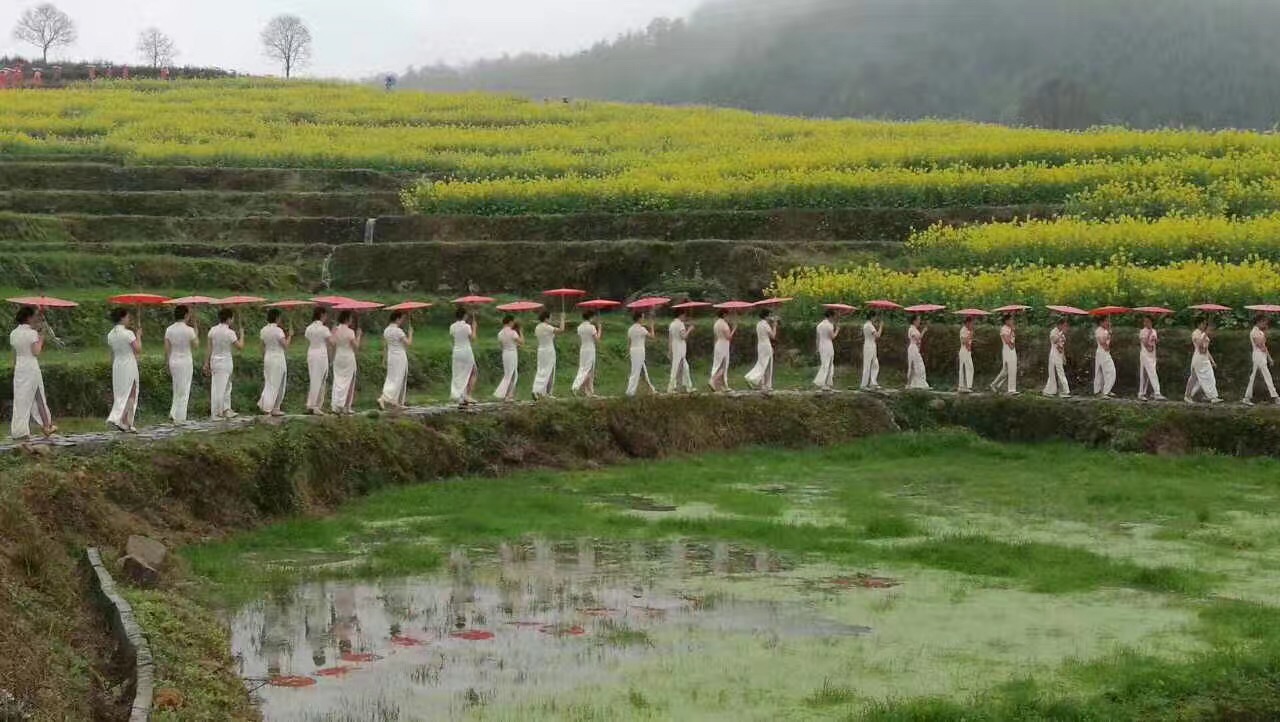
[502,314,515,326]
[1058,316,1071,325]
[173,304,189,321]
[632,311,644,323]
[1142,315,1154,325]
[717,308,729,318]
[582,309,596,321]
[1195,315,1208,327]
[266,308,282,323]
[1095,316,1106,326]
[337,310,354,325]
[1256,314,1269,326]
[823,308,837,319]
[911,314,922,325]
[389,310,405,323]
[312,306,327,322]
[455,307,467,320]
[1002,314,1013,324]
[110,307,130,324]
[218,308,235,324]
[758,308,771,319]
[538,310,551,322]
[15,306,35,326]
[867,311,878,320]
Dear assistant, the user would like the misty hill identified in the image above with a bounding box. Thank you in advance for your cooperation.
[398,0,1280,130]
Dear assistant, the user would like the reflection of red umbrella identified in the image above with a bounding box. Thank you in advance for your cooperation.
[992,304,1032,313]
[577,299,622,310]
[331,300,385,312]
[754,297,793,308]
[264,300,314,308]
[904,303,946,313]
[713,300,755,311]
[109,293,170,306]
[164,296,217,306]
[385,301,433,312]
[823,303,858,313]
[954,308,991,317]
[1046,305,1089,316]
[672,301,714,311]
[7,295,78,309]
[453,295,495,305]
[626,297,671,311]
[865,300,903,310]
[1189,303,1232,312]
[1090,306,1130,317]
[312,295,356,306]
[496,301,545,312]
[1133,306,1174,315]
[1245,304,1280,314]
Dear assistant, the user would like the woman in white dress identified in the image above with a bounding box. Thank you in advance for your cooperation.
[957,316,975,393]
[106,308,141,433]
[571,310,601,398]
[860,312,883,390]
[744,308,777,393]
[378,310,413,411]
[494,315,524,402]
[1138,315,1165,401]
[205,308,245,420]
[1243,315,1279,406]
[813,308,838,391]
[709,309,735,392]
[1093,317,1117,398]
[905,315,929,389]
[1185,317,1222,404]
[329,310,362,415]
[626,312,656,397]
[989,314,1019,395]
[258,308,292,416]
[1043,317,1071,398]
[164,305,199,423]
[532,310,564,399]
[304,307,334,414]
[449,307,478,406]
[10,306,55,439]
[668,308,695,393]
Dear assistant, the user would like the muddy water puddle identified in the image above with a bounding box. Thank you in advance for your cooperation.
[231,539,876,720]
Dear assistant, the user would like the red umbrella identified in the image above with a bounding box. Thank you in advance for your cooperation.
[1245,304,1280,314]
[754,297,794,308]
[215,296,268,306]
[1133,306,1174,315]
[543,288,587,298]
[1189,303,1232,312]
[1090,306,1131,317]
[331,300,385,311]
[496,301,545,312]
[7,295,78,309]
[108,293,170,306]
[865,300,903,310]
[453,295,495,305]
[312,295,357,306]
[904,303,947,313]
[577,299,622,310]
[264,300,315,308]
[671,301,714,311]
[713,300,755,311]
[954,308,991,317]
[627,297,671,311]
[992,304,1032,313]
[164,295,217,306]
[1046,305,1089,316]
[385,301,434,312]
[823,303,859,313]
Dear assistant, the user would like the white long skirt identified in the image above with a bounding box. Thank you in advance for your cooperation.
[11,357,51,438]
[906,345,929,389]
[210,357,234,418]
[1094,349,1117,395]
[1186,353,1219,401]
[626,347,652,396]
[380,350,408,407]
[450,348,476,402]
[957,349,974,391]
[860,342,880,389]
[533,346,556,397]
[669,343,692,393]
[745,342,774,391]
[107,358,140,428]
[814,342,835,389]
[331,350,357,411]
[259,352,287,414]
[710,341,731,390]
[572,344,595,394]
[306,348,329,412]
[494,348,519,400]
[169,356,193,423]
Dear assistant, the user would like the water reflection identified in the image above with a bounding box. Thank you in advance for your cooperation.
[231,539,868,721]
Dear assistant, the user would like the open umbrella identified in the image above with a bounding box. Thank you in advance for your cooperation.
[577,299,622,311]
[385,301,434,312]
[496,301,545,313]
[453,295,496,306]
[1046,305,1089,316]
[1245,304,1280,314]
[823,303,859,313]
[992,304,1032,313]
[904,303,947,313]
[1090,306,1131,317]
[312,295,357,306]
[672,301,714,311]
[108,293,170,306]
[627,297,671,311]
[1133,306,1174,315]
[543,288,587,318]
[215,296,268,307]
[713,300,755,311]
[164,295,217,306]
[264,300,314,309]
[7,295,78,309]
[754,297,793,308]
[331,300,385,312]
[954,308,991,317]
[1189,303,1232,313]
[865,300,903,311]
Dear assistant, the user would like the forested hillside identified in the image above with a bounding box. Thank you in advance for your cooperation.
[399,0,1280,129]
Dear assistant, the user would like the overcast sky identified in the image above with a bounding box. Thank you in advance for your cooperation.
[2,0,705,77]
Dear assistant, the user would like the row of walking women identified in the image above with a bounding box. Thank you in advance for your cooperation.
[7,302,1279,440]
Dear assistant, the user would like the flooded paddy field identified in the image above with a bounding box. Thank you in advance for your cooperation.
[188,431,1280,720]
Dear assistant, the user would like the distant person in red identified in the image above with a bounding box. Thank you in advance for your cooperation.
[31,70,43,88]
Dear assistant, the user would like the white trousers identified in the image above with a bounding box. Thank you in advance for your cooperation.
[957,349,973,391]
[1138,351,1162,398]
[1185,354,1219,401]
[991,348,1017,393]
[1244,351,1278,401]
[860,343,879,389]
[626,349,652,397]
[1093,349,1116,395]
[1044,350,1069,397]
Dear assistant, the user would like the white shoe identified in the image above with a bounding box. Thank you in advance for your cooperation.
[1059,394,1072,399]
[1210,398,1224,404]
[1184,396,1195,404]
[1242,399,1256,407]
[1153,395,1167,401]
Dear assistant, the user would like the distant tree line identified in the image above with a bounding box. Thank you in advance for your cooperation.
[394,0,1280,130]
